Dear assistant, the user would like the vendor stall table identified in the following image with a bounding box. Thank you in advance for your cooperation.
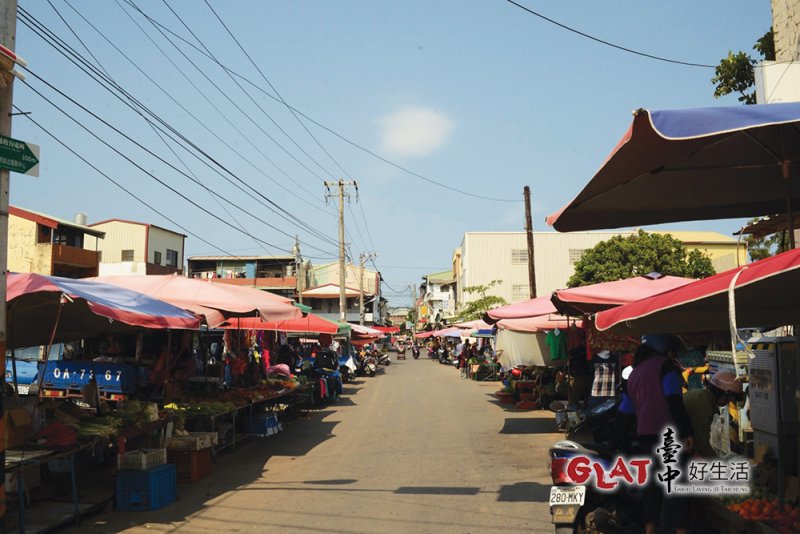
[6,440,104,534]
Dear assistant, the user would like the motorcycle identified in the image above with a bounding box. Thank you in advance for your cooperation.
[338,354,358,383]
[412,345,420,359]
[437,347,448,364]
[548,398,643,534]
[359,354,378,377]
[377,351,391,366]
[397,344,407,360]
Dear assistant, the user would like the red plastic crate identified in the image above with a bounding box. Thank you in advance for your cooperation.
[167,447,212,483]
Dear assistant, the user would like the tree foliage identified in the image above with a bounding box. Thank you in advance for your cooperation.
[742,217,790,261]
[456,280,507,321]
[567,231,716,288]
[712,29,774,105]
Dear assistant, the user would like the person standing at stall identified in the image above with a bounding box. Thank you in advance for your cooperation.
[682,371,743,458]
[615,334,693,534]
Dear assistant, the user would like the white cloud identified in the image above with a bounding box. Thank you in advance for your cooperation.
[378,107,454,157]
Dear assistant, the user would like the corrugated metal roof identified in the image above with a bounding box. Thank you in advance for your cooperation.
[188,255,294,261]
[10,206,105,238]
[424,269,454,283]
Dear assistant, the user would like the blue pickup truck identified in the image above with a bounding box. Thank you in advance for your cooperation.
[4,345,61,395]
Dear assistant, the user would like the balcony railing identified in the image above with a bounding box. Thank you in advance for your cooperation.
[51,244,99,268]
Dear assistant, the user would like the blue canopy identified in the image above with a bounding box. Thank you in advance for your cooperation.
[548,102,800,232]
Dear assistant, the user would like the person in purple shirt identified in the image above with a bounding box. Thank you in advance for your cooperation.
[615,334,693,534]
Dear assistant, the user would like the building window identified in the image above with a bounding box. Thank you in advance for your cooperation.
[511,249,528,264]
[153,251,162,265]
[512,284,529,301]
[568,249,586,265]
[37,224,52,244]
[121,249,134,262]
[166,249,178,267]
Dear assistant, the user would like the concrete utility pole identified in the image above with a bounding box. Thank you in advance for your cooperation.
[358,252,376,325]
[0,1,17,525]
[324,180,357,322]
[293,235,303,304]
[523,186,537,298]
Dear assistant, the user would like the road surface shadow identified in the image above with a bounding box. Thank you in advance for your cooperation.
[395,486,481,495]
[499,417,558,434]
[497,481,550,502]
[66,408,342,533]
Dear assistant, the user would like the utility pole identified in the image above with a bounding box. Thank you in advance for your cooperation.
[411,284,417,334]
[523,186,537,298]
[358,252,376,325]
[293,235,303,305]
[324,180,357,322]
[0,1,18,525]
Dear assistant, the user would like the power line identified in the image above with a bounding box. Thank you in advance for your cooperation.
[19,7,340,253]
[47,0,274,257]
[20,76,303,256]
[113,0,520,203]
[16,104,241,258]
[504,0,716,69]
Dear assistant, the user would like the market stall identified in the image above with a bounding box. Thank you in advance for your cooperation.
[546,102,800,532]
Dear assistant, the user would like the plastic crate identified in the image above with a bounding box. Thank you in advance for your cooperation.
[242,414,282,437]
[117,449,167,471]
[116,463,176,511]
[167,447,212,483]
[167,432,219,451]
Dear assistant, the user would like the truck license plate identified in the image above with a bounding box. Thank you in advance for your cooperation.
[549,485,585,506]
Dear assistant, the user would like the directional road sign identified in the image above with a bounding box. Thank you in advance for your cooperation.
[0,134,39,176]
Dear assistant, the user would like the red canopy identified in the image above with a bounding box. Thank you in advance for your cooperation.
[7,273,201,348]
[414,331,434,339]
[91,275,301,327]
[485,296,557,320]
[220,313,338,334]
[595,248,800,334]
[552,274,695,316]
[371,325,400,334]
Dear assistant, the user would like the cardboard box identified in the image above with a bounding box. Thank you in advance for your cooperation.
[5,408,32,449]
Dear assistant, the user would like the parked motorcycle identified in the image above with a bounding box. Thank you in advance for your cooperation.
[377,351,391,366]
[359,354,378,377]
[548,398,643,534]
[338,354,358,383]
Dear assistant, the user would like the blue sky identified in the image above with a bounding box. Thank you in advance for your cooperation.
[11,1,772,306]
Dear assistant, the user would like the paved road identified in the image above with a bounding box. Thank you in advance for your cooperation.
[77,356,562,533]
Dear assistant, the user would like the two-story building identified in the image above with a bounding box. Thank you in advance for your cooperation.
[305,262,384,324]
[84,219,186,276]
[9,206,103,278]
[186,255,309,300]
[418,269,457,328]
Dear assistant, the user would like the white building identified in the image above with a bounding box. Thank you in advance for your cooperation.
[84,218,186,276]
[454,231,746,307]
[419,269,457,325]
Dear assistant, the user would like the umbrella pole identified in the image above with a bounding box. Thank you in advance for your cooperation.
[783,160,796,249]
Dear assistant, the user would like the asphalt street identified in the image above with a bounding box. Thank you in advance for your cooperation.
[74,355,562,533]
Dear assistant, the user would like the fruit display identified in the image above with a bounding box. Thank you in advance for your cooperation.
[726,498,800,534]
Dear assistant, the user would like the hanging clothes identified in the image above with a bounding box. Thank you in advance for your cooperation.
[545,328,568,360]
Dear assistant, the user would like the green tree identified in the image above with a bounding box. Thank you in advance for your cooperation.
[456,280,507,321]
[567,230,715,287]
[712,29,774,105]
[742,217,790,261]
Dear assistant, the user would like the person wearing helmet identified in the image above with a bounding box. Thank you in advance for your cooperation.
[683,371,744,458]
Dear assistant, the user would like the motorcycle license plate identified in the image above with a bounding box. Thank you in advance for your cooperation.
[549,485,585,506]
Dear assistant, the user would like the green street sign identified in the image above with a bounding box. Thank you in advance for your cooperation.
[0,134,39,176]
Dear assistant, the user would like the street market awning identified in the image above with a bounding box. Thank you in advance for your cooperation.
[547,102,800,232]
[594,247,800,334]
[8,273,201,348]
[485,296,557,321]
[91,274,301,327]
[220,313,339,334]
[452,319,492,330]
[371,325,400,334]
[552,273,695,316]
